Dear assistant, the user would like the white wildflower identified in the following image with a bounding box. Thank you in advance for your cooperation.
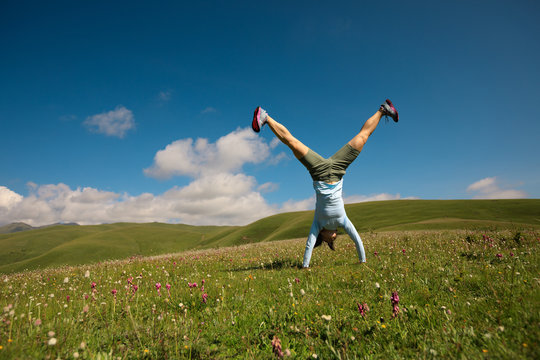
[321,315,332,321]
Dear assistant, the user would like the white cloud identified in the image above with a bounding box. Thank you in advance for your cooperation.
[144,128,272,179]
[257,182,279,193]
[0,178,277,226]
[0,186,23,209]
[280,196,315,213]
[201,107,217,114]
[467,177,527,199]
[84,106,135,138]
[467,177,496,192]
[270,138,281,149]
[159,91,171,102]
[343,193,410,204]
[59,114,77,122]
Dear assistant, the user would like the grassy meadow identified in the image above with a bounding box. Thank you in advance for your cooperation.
[0,227,538,358]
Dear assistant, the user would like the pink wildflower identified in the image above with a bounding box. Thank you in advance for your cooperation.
[127,276,133,285]
[91,282,97,290]
[402,249,406,254]
[202,292,208,304]
[66,295,70,302]
[295,278,300,284]
[357,302,369,317]
[496,253,503,258]
[391,291,400,318]
[188,282,198,289]
[133,284,138,293]
[510,252,514,257]
[374,251,379,256]
[271,336,284,358]
[111,289,117,298]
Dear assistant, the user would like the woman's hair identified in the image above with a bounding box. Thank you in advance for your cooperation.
[314,232,324,248]
[314,230,335,250]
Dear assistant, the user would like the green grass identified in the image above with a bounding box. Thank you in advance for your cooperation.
[0,228,538,358]
[1,199,539,274]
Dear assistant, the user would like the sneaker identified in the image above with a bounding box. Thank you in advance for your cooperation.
[252,106,268,132]
[380,99,399,122]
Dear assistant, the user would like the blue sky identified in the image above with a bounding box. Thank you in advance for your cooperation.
[1,0,539,226]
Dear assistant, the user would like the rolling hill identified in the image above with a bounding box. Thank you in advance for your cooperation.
[0,222,35,234]
[1,199,539,274]
[0,222,79,234]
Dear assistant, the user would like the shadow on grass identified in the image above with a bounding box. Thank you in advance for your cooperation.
[224,259,304,272]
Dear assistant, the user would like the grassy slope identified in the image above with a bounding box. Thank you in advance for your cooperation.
[1,199,539,273]
[0,222,34,234]
[0,223,235,274]
[210,199,540,246]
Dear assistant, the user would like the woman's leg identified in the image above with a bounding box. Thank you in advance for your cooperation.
[266,116,309,159]
[347,110,383,152]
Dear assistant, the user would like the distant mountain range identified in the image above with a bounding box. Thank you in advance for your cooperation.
[0,222,79,234]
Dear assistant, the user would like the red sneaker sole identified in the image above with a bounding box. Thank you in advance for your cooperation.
[385,99,399,122]
[252,107,261,132]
